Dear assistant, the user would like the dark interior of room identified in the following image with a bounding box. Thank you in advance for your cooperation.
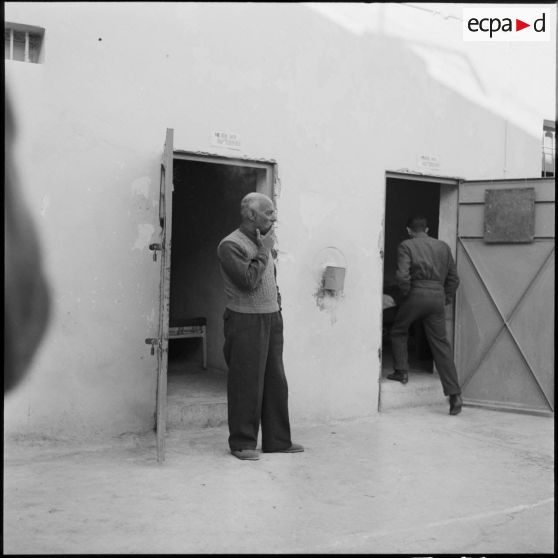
[382,178,441,373]
[168,160,259,371]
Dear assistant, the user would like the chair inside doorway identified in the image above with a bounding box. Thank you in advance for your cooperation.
[169,317,207,369]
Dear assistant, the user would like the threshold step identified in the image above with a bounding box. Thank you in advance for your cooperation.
[380,372,444,411]
[167,401,227,429]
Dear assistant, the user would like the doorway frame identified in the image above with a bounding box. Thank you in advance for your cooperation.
[378,170,461,410]
[168,151,279,373]
[173,150,279,202]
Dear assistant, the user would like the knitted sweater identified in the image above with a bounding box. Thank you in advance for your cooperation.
[217,228,279,314]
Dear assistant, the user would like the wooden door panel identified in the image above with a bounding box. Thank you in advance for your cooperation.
[455,242,505,379]
[507,246,554,406]
[459,205,554,245]
[455,179,554,414]
[464,331,551,412]
[155,128,174,463]
[457,178,555,203]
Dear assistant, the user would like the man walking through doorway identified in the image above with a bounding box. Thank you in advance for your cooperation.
[217,192,304,460]
[387,215,463,415]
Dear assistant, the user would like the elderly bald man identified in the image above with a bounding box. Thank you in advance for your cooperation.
[217,192,303,460]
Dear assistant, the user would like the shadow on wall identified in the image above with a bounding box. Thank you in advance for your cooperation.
[186,2,538,154]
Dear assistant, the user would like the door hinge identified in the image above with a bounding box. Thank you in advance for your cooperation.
[149,243,162,262]
[145,337,160,355]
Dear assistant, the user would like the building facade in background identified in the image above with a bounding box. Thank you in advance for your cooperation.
[4,3,555,440]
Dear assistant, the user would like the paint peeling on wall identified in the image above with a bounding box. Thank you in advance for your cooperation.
[312,246,347,323]
[378,216,385,253]
[314,287,344,324]
[313,246,347,324]
[132,224,155,251]
[131,177,151,198]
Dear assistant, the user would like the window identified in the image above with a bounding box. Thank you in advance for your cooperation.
[542,119,555,178]
[4,23,44,63]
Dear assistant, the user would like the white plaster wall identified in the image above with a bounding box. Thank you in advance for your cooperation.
[4,2,550,438]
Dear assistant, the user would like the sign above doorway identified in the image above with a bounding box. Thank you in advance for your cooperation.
[416,154,441,172]
[210,131,242,150]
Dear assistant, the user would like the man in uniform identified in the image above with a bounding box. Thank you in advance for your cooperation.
[387,215,463,415]
[217,192,303,459]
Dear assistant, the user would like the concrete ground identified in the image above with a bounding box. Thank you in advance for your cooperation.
[3,404,554,555]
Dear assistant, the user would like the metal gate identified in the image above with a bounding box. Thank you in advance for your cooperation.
[455,178,555,414]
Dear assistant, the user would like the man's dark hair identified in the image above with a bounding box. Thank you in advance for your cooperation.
[406,215,428,232]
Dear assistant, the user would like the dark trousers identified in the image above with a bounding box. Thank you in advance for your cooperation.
[223,309,292,452]
[390,288,461,396]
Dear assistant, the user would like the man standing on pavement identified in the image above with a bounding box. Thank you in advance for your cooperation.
[387,215,463,415]
[217,192,304,460]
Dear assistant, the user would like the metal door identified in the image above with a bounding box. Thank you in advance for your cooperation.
[455,178,555,414]
[146,128,174,462]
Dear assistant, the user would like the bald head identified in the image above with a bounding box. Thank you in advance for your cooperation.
[240,192,272,220]
[240,192,276,234]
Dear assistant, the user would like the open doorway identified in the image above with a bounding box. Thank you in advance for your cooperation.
[380,173,458,407]
[167,155,274,426]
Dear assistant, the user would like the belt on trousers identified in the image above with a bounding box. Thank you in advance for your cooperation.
[411,280,444,290]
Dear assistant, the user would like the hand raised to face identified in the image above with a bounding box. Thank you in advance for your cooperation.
[256,227,276,251]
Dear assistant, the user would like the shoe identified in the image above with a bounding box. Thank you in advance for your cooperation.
[279,443,304,453]
[387,371,408,384]
[231,449,259,460]
[264,443,305,453]
[449,394,463,415]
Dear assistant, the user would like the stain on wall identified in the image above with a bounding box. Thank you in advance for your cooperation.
[131,176,151,198]
[133,224,155,251]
